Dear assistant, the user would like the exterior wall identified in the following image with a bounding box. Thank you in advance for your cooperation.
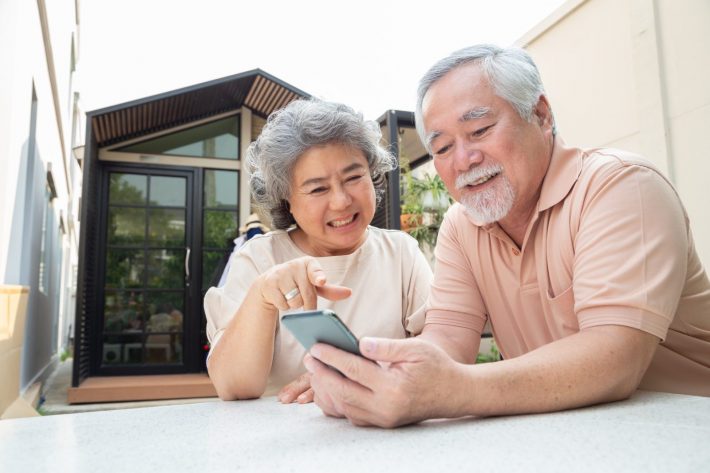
[518,0,710,268]
[0,0,82,392]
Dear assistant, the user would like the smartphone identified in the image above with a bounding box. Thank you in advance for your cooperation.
[281,309,361,356]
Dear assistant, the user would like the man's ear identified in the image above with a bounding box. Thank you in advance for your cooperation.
[533,95,554,131]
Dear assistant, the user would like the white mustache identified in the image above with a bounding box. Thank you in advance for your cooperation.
[455,165,503,189]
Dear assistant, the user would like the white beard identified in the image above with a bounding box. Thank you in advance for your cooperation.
[457,168,515,224]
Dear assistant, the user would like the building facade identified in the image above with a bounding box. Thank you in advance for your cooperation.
[517,0,710,268]
[0,0,82,411]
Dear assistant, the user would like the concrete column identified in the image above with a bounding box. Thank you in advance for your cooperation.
[239,107,253,225]
[629,0,674,180]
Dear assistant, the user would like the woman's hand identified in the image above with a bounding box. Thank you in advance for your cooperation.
[277,373,314,404]
[257,256,352,311]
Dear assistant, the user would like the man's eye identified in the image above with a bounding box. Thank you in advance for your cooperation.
[472,124,494,137]
[434,144,451,156]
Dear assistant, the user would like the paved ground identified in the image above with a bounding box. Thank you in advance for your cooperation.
[40,360,218,416]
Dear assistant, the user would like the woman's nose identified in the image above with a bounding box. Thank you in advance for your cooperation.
[330,186,352,209]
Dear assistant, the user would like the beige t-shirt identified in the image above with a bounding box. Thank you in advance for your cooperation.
[204,226,432,395]
[426,137,710,396]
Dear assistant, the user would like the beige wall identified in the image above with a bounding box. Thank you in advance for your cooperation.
[0,286,29,414]
[518,0,710,268]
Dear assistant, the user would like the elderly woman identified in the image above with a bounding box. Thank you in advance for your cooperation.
[204,99,432,403]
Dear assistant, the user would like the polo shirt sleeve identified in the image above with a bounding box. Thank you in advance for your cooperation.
[573,161,689,340]
[425,207,488,335]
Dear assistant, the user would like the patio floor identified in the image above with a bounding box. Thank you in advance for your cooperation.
[41,360,218,415]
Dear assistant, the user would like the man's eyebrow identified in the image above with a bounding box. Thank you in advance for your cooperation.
[299,162,366,187]
[425,131,441,150]
[460,106,491,122]
[425,107,492,150]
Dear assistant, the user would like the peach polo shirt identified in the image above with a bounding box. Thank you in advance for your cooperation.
[426,137,710,396]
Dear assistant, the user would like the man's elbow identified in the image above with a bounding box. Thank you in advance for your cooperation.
[607,375,642,402]
[607,340,659,401]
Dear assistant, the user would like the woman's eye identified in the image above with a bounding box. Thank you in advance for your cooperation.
[346,174,363,183]
[309,187,327,194]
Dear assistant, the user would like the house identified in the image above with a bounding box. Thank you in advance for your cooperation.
[69,71,322,402]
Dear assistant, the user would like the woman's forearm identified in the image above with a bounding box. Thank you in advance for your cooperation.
[207,279,279,400]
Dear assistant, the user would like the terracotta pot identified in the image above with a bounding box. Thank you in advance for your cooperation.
[400,213,423,231]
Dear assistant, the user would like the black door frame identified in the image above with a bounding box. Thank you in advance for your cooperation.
[94,163,206,375]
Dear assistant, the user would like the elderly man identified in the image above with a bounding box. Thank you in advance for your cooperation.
[304,44,710,428]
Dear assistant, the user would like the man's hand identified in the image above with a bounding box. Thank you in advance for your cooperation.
[305,325,659,427]
[305,337,466,428]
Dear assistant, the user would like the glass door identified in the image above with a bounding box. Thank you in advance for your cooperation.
[99,168,193,373]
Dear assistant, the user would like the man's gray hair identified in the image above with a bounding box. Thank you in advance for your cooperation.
[247,99,397,230]
[415,44,548,152]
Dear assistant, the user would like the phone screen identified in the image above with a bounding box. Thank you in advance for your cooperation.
[281,309,361,356]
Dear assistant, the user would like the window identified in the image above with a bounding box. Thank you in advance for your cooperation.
[201,169,239,290]
[117,116,240,160]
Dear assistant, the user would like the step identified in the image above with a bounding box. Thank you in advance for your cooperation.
[67,373,217,404]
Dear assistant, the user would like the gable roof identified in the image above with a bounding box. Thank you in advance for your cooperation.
[88,69,310,147]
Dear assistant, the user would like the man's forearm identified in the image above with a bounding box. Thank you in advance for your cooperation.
[419,324,480,364]
[449,325,659,417]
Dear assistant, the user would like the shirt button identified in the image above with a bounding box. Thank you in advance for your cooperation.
[512,248,520,256]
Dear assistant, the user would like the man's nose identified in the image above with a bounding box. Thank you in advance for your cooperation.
[452,142,483,171]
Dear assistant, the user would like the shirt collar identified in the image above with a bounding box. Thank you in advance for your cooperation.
[537,135,583,212]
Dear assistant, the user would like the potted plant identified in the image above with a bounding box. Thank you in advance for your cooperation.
[399,158,423,231]
[419,173,451,211]
[400,167,452,250]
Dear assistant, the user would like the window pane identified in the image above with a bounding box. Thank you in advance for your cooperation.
[105,249,144,288]
[150,176,186,206]
[107,207,146,245]
[202,250,227,291]
[109,174,147,205]
[146,249,185,288]
[117,116,239,159]
[145,333,183,364]
[102,334,142,365]
[203,210,238,248]
[145,292,184,333]
[148,208,185,246]
[204,170,238,208]
[104,291,144,332]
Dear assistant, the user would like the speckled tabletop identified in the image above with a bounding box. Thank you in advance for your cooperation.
[0,390,708,472]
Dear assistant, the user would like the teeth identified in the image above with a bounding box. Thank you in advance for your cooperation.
[330,215,354,228]
[456,169,502,190]
[470,172,499,186]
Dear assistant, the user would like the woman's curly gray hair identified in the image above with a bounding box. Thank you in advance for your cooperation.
[247,99,397,229]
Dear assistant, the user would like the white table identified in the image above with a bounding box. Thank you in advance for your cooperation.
[0,391,708,472]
